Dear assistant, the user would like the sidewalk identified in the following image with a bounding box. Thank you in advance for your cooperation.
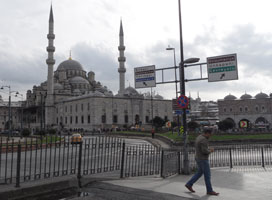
[78,167,272,200]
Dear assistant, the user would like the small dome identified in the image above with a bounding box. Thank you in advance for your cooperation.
[154,94,164,100]
[124,86,139,96]
[54,83,63,90]
[224,94,237,100]
[57,59,83,71]
[93,91,105,97]
[255,92,268,99]
[69,76,90,84]
[240,93,252,100]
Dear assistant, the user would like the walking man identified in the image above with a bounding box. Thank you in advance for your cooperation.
[185,128,219,196]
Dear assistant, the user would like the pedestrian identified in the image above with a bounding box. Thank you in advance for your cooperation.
[185,128,219,196]
[151,128,155,138]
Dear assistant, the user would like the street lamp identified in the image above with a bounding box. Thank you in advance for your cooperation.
[166,46,178,98]
[178,0,200,174]
[0,85,19,139]
[15,93,24,137]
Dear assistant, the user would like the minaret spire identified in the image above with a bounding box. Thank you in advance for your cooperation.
[118,19,126,95]
[45,4,56,127]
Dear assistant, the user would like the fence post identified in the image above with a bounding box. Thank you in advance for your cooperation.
[120,142,126,178]
[77,142,83,187]
[178,151,181,174]
[15,143,21,188]
[229,148,233,169]
[160,150,164,178]
[261,147,265,168]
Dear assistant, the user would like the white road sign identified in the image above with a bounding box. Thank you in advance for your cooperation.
[207,53,238,82]
[134,65,156,88]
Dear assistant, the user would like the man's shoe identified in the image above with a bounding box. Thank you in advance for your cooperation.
[207,191,219,195]
[185,184,195,193]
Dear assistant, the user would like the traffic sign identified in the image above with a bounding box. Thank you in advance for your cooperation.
[134,65,156,88]
[240,121,248,128]
[207,53,238,82]
[174,110,190,115]
[180,126,184,134]
[177,95,189,109]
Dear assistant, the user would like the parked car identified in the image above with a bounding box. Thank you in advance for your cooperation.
[70,133,83,145]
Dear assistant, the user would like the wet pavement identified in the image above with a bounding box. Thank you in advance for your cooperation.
[70,167,272,200]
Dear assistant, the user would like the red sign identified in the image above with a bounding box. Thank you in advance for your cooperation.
[177,95,189,109]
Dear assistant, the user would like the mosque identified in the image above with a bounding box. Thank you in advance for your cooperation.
[24,5,173,132]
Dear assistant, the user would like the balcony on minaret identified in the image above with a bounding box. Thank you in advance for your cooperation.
[47,46,55,52]
[118,46,125,51]
[118,68,126,73]
[118,57,126,62]
[46,58,55,65]
[47,33,55,39]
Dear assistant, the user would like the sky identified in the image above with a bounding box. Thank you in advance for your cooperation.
[1,0,272,102]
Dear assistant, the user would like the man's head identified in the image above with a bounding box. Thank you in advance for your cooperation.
[203,128,212,138]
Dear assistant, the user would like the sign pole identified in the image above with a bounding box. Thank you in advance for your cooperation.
[178,0,190,175]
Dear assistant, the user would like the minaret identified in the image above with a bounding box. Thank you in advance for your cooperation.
[45,4,56,127]
[118,20,126,95]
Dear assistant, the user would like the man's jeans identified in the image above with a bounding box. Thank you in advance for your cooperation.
[186,159,213,193]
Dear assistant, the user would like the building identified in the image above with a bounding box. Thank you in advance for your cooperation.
[218,92,272,130]
[24,5,172,132]
[187,94,219,125]
[0,95,23,132]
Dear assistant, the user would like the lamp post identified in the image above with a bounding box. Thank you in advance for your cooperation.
[178,0,200,174]
[0,86,21,139]
[1,86,11,139]
[166,46,178,98]
[15,93,23,137]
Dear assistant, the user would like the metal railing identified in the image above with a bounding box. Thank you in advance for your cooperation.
[1,135,272,188]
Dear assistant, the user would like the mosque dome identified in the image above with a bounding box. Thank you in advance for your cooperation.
[224,94,237,100]
[69,76,90,84]
[124,86,139,96]
[57,59,84,71]
[255,92,268,99]
[240,93,252,100]
[154,94,164,100]
[54,83,63,90]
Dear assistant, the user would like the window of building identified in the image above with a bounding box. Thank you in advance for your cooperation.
[56,108,58,114]
[262,106,265,111]
[102,115,106,123]
[164,116,168,121]
[75,116,78,124]
[230,108,233,112]
[56,117,58,124]
[125,115,128,123]
[65,117,67,124]
[255,106,259,112]
[245,107,248,112]
[145,116,149,123]
[81,116,84,124]
[240,107,243,112]
[113,115,118,123]
[88,115,90,123]
[223,108,227,112]
[70,105,72,113]
[87,103,90,111]
[65,106,67,112]
[70,116,72,124]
